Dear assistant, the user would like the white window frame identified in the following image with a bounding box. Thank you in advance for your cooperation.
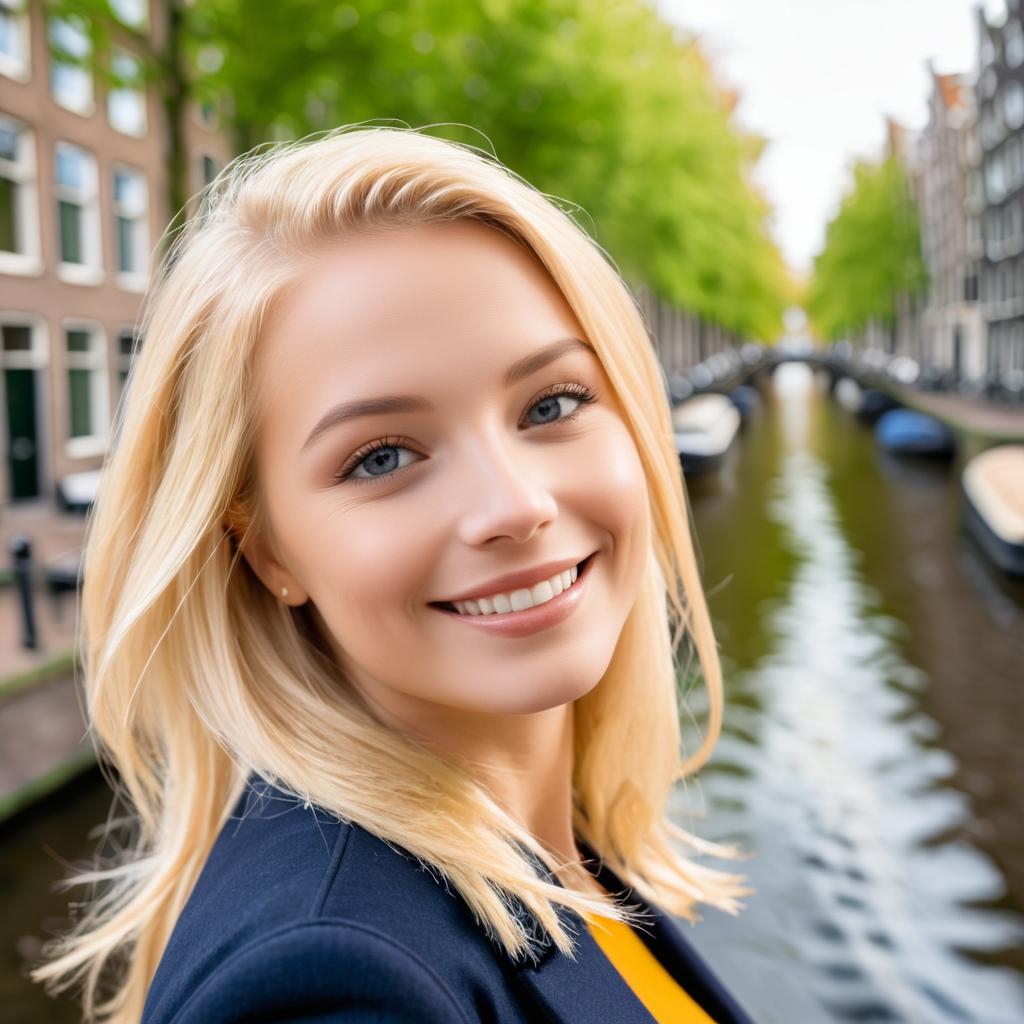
[109,0,148,31]
[63,318,108,458]
[106,45,147,137]
[48,13,94,117]
[0,0,30,82]
[0,112,42,276]
[112,162,148,290]
[0,311,49,372]
[55,140,103,285]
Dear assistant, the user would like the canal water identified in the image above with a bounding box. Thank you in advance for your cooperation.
[2,361,1022,1022]
[679,362,1024,1023]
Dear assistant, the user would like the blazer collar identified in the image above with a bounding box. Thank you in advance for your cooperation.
[506,838,755,1024]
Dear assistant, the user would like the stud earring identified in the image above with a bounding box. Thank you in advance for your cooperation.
[280,586,289,599]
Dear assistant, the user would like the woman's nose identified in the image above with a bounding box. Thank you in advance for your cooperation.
[452,432,560,546]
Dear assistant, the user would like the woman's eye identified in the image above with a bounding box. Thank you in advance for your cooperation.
[335,384,597,486]
[344,441,421,484]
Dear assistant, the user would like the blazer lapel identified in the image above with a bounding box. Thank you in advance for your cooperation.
[512,905,657,1024]
[507,839,755,1024]
[508,841,656,1023]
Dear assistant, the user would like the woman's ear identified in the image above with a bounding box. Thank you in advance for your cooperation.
[231,518,309,606]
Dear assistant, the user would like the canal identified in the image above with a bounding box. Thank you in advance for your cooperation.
[680,362,1024,1023]
[1,361,1022,1022]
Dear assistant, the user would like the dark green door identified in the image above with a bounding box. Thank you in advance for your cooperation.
[5,368,40,499]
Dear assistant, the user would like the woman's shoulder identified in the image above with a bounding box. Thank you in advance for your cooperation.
[142,773,518,1024]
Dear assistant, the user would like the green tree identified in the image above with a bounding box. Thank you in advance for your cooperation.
[806,154,928,342]
[41,0,787,340]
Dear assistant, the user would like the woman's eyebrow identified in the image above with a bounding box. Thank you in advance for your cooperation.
[300,336,594,454]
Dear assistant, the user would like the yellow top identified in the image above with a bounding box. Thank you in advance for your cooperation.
[581,900,719,1024]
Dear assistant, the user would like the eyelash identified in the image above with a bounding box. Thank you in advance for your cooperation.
[333,383,598,487]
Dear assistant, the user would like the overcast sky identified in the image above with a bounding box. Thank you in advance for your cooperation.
[655,0,1007,278]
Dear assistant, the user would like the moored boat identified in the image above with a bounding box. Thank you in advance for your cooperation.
[728,385,761,426]
[672,393,742,476]
[961,444,1024,578]
[875,409,957,459]
[856,388,900,424]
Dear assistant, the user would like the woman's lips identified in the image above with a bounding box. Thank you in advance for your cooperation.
[429,553,597,638]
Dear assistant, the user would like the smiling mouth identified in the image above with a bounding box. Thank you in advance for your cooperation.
[428,553,596,616]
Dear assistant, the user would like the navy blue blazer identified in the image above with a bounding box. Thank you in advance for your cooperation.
[142,773,757,1023]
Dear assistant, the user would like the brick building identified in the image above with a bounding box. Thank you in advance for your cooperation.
[0,0,232,505]
[917,65,986,382]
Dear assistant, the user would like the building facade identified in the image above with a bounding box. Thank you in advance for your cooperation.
[883,116,926,361]
[918,64,986,381]
[0,0,232,505]
[977,0,1024,382]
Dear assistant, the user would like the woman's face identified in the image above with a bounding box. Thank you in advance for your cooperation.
[247,219,650,730]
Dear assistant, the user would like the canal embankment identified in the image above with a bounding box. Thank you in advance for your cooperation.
[0,500,92,826]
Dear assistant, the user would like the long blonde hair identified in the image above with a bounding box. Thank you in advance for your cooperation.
[29,124,751,1023]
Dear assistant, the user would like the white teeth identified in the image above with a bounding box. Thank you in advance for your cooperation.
[452,562,584,616]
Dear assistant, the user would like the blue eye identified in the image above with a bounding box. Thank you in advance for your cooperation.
[334,383,598,486]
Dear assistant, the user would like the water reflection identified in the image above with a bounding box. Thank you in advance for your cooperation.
[678,363,1024,1024]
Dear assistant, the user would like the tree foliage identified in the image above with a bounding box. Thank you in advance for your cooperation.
[41,0,788,340]
[806,154,928,342]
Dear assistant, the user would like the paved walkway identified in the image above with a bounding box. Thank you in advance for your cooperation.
[0,499,84,677]
[893,388,1024,441]
[0,499,88,821]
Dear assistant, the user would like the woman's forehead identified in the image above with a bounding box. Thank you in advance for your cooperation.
[256,222,583,383]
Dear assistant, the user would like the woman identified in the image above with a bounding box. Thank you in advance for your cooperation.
[30,125,754,1023]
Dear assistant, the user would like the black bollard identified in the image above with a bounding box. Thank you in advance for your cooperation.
[11,534,37,650]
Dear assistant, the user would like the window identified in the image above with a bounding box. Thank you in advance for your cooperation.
[106,47,147,136]
[109,0,148,30]
[982,67,998,101]
[55,141,102,283]
[201,153,218,186]
[1008,20,1024,68]
[112,164,148,287]
[985,153,1007,202]
[48,14,94,115]
[0,114,40,275]
[116,327,139,386]
[65,322,108,455]
[1004,80,1024,130]
[198,98,217,128]
[0,0,30,81]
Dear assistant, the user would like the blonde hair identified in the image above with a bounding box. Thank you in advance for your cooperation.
[29,124,752,1023]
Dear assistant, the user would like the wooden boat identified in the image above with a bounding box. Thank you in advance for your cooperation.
[875,409,956,459]
[961,445,1024,578]
[672,393,741,475]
